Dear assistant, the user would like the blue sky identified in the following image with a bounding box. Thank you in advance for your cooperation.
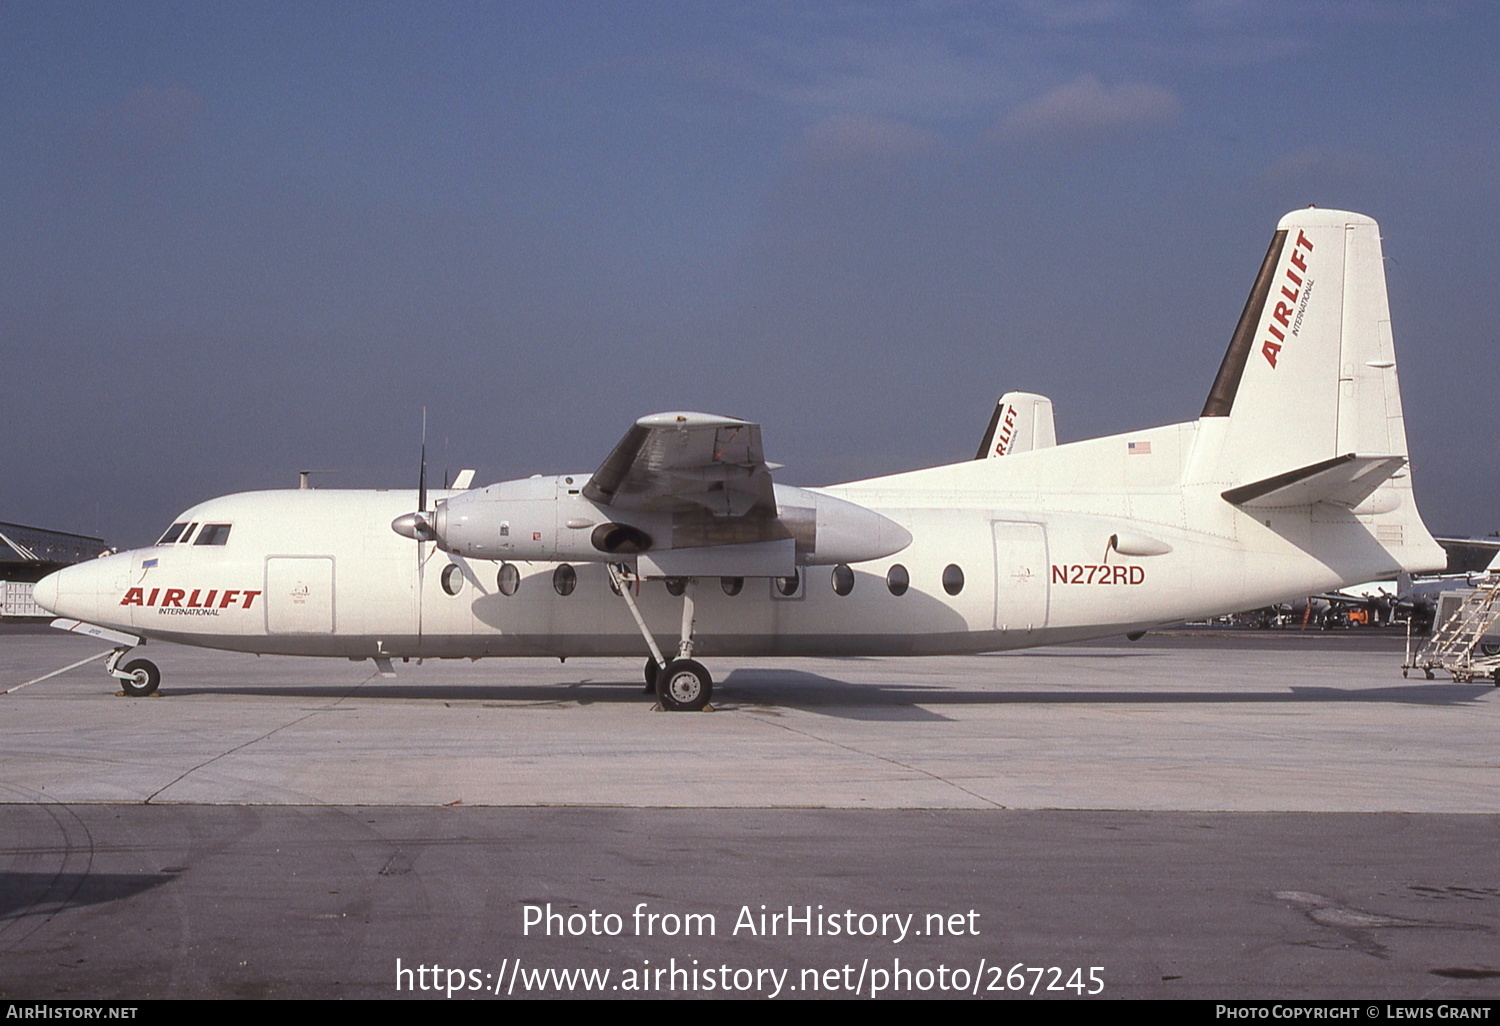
[3,1,1497,545]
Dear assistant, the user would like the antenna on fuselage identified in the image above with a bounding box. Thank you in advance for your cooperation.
[298,470,336,490]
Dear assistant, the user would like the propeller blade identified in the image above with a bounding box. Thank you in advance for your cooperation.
[416,407,429,645]
[390,408,439,543]
[418,407,428,514]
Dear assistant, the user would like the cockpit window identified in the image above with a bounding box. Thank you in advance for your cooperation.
[179,523,199,544]
[157,523,188,545]
[194,524,232,546]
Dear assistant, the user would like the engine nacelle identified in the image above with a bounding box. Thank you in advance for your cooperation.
[771,484,912,566]
[420,475,912,570]
[431,475,655,562]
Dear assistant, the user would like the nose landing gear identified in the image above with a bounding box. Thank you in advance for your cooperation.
[47,622,157,697]
[105,647,160,697]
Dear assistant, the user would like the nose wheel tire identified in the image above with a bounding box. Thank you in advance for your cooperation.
[120,658,160,697]
[656,658,712,712]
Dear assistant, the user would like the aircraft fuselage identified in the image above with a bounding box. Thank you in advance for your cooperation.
[38,419,1434,664]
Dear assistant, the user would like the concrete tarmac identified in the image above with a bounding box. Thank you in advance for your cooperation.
[2,626,1498,999]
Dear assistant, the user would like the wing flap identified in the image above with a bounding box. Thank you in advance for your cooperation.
[638,539,796,577]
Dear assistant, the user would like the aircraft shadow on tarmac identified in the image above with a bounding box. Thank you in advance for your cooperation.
[725,671,1495,718]
[0,871,173,919]
[151,668,1496,721]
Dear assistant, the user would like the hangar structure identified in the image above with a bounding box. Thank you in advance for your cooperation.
[0,521,107,617]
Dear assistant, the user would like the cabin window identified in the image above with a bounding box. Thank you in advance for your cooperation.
[831,564,854,596]
[497,563,520,596]
[720,577,743,597]
[157,523,188,545]
[194,524,232,546]
[441,563,464,596]
[664,577,687,597]
[775,571,801,597]
[553,563,577,597]
[887,564,909,596]
[943,564,965,596]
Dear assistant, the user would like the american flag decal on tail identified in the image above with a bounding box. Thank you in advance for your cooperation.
[1128,441,1151,455]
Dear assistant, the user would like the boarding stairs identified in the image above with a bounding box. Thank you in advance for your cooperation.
[1404,576,1500,683]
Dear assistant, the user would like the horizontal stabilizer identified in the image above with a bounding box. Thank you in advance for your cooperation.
[1221,453,1406,509]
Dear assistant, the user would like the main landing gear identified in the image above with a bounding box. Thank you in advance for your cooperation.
[611,565,714,712]
[106,647,160,697]
[657,658,712,712]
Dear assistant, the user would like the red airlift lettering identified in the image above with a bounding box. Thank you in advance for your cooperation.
[1262,229,1315,368]
[121,587,261,609]
[992,404,1018,456]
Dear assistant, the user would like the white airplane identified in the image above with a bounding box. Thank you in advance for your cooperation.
[34,208,1448,710]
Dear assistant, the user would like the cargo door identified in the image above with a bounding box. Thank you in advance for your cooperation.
[265,556,335,634]
[992,522,1048,631]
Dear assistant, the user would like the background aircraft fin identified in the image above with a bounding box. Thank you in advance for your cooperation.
[974,392,1057,459]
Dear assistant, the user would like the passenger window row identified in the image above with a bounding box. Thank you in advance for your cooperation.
[435,562,968,598]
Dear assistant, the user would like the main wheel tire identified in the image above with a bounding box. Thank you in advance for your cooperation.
[656,658,712,712]
[120,658,160,697]
[643,657,661,694]
[1480,642,1500,656]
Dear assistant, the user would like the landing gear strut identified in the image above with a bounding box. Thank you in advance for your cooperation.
[105,647,160,697]
[610,565,714,712]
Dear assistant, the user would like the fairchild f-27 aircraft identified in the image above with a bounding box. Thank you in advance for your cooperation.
[34,209,1447,710]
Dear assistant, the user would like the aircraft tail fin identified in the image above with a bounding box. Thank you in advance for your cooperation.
[1187,208,1443,570]
[974,392,1056,459]
[1191,209,1411,489]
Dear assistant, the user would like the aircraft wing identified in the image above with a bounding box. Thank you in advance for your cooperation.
[582,412,777,518]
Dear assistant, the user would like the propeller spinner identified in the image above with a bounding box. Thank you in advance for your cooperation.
[390,509,436,541]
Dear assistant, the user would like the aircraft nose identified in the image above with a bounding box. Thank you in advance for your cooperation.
[31,558,111,623]
[32,569,61,615]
